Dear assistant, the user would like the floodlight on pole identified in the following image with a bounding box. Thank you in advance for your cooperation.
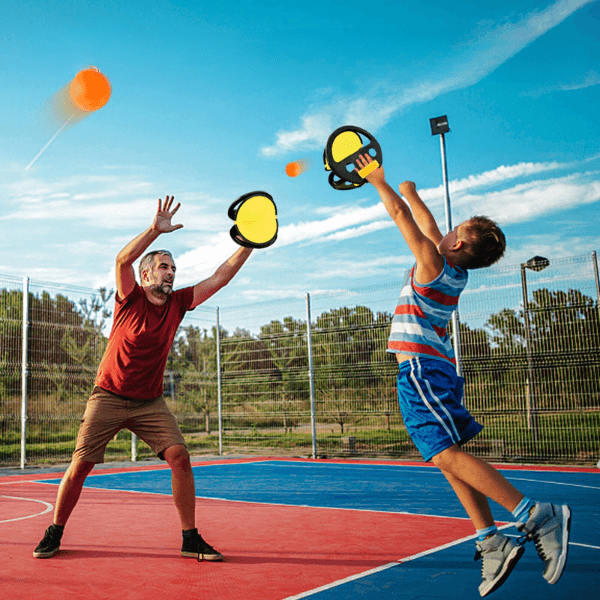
[520,255,550,440]
[430,115,461,374]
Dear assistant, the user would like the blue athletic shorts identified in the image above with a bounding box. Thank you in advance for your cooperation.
[396,357,483,462]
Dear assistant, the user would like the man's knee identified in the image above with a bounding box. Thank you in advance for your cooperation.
[164,444,190,471]
[67,459,95,482]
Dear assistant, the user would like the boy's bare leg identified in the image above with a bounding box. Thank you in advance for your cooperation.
[432,445,523,513]
[440,468,495,530]
[436,448,527,596]
[54,459,95,526]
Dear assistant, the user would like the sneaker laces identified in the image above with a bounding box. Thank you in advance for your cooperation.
[474,550,484,577]
[193,533,204,563]
[473,544,486,575]
[44,527,62,544]
[517,513,553,560]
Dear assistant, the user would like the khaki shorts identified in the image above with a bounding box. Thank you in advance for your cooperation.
[73,387,186,463]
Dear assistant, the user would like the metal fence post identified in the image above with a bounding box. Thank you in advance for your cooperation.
[20,276,30,470]
[216,307,223,456]
[592,251,600,304]
[305,293,317,459]
[520,263,538,439]
[131,433,138,462]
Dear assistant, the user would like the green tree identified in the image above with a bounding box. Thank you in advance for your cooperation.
[483,288,600,410]
[169,325,221,433]
[312,306,390,433]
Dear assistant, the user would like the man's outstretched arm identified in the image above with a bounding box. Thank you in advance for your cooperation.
[115,195,182,300]
[191,246,253,308]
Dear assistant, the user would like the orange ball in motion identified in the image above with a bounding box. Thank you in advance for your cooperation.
[69,67,111,112]
[285,159,311,177]
[286,162,301,177]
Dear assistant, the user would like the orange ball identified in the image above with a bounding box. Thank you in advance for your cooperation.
[286,161,303,177]
[69,67,111,112]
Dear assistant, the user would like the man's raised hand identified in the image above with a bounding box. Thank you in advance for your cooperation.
[152,195,184,234]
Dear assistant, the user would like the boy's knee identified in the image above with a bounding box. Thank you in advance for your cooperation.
[431,445,460,471]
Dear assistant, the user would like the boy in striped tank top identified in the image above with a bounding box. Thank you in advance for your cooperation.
[356,154,571,597]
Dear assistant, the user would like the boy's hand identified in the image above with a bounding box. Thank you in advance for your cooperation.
[398,181,417,197]
[355,154,386,187]
[152,195,183,234]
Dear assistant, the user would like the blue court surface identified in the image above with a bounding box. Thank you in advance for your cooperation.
[35,459,599,599]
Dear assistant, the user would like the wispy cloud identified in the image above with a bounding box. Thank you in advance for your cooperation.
[261,0,595,157]
[501,234,600,266]
[521,70,600,98]
[453,171,600,225]
[278,203,386,246]
[172,157,600,285]
[175,159,600,290]
[308,255,414,281]
[0,173,228,232]
[4,155,598,292]
[447,161,574,194]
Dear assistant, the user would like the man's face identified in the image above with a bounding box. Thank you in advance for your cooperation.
[144,253,176,296]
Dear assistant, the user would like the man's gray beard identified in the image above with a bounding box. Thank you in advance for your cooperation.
[149,283,172,298]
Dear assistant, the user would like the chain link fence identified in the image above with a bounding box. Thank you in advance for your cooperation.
[1,252,599,467]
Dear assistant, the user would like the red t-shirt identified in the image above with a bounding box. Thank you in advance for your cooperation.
[95,283,194,400]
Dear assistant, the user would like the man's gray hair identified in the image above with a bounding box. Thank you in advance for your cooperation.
[139,250,174,280]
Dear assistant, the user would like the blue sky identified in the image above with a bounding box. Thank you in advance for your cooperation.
[1,0,599,307]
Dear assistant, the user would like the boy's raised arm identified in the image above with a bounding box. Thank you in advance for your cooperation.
[398,181,444,245]
[356,154,444,282]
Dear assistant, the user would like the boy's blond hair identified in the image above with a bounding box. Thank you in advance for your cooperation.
[461,216,506,269]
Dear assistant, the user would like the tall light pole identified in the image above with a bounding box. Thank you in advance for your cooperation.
[520,255,550,441]
[430,116,462,374]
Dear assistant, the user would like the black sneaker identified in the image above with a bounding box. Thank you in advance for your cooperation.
[181,529,223,561]
[33,525,63,558]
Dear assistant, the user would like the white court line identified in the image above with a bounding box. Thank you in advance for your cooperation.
[281,562,400,600]
[570,542,600,550]
[397,522,513,563]
[28,480,477,520]
[280,522,600,600]
[0,495,53,524]
[281,524,513,600]
[507,476,600,491]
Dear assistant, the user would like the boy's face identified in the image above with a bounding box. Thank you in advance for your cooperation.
[437,222,466,256]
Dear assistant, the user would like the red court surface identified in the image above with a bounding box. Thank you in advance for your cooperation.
[1,478,475,600]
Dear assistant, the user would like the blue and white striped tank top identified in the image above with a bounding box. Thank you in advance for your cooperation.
[387,258,468,363]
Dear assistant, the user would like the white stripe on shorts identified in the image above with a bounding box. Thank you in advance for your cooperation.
[409,357,461,444]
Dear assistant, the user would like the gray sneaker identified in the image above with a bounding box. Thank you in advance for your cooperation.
[474,532,525,597]
[517,502,571,584]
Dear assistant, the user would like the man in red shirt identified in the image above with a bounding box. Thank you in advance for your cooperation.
[34,195,253,561]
